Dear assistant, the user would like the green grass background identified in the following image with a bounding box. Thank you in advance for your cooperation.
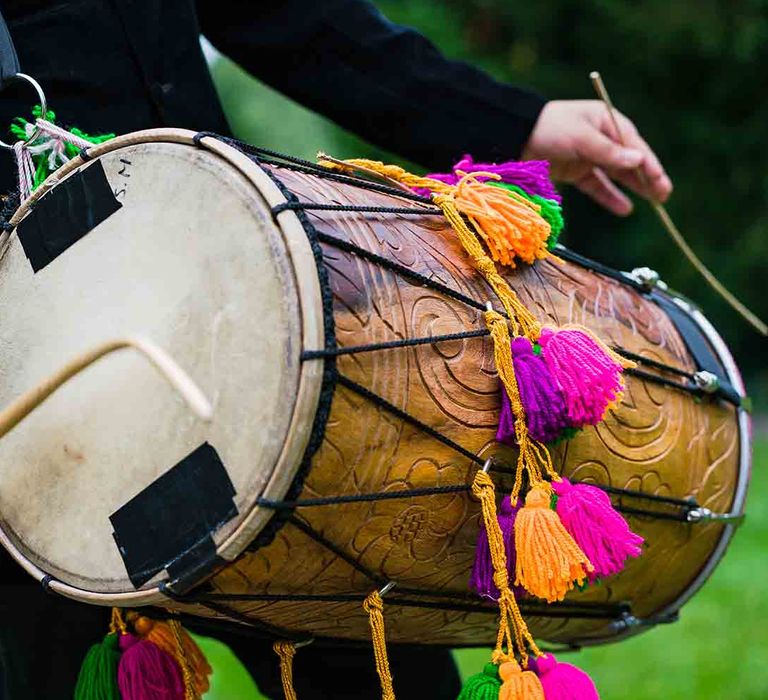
[196,439,766,699]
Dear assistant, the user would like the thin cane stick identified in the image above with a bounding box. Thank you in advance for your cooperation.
[590,70,767,336]
[0,337,213,440]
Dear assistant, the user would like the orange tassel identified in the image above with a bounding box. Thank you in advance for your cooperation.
[514,487,593,602]
[454,173,551,267]
[132,615,212,697]
[498,659,546,700]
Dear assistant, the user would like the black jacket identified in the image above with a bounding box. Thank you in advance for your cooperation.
[0,0,545,193]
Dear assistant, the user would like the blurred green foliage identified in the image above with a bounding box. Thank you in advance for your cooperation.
[210,0,768,402]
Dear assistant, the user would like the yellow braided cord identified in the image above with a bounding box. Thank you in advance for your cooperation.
[168,619,198,700]
[471,471,541,666]
[273,641,299,700]
[316,155,542,338]
[109,608,127,635]
[363,591,396,700]
[484,310,559,501]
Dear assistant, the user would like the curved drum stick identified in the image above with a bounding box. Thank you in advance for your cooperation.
[0,337,213,440]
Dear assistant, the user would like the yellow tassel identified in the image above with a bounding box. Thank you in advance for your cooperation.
[498,659,546,700]
[130,614,211,698]
[515,487,593,602]
[273,641,299,700]
[484,309,558,502]
[109,607,127,635]
[472,471,541,668]
[363,591,397,700]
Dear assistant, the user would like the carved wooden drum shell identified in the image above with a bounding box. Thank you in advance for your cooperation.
[0,130,750,648]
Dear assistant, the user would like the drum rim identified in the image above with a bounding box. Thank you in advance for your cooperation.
[0,128,327,604]
[575,291,751,646]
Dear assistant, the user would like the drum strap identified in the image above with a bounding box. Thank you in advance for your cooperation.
[0,8,20,84]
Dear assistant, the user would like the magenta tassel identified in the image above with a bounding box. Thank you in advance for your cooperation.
[117,634,184,700]
[497,337,570,444]
[470,496,525,599]
[538,328,625,427]
[535,654,599,700]
[553,478,643,580]
[452,155,562,202]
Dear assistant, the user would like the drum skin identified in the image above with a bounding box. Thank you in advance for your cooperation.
[0,131,746,647]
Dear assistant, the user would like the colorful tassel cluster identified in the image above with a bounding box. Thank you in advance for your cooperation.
[414,155,564,250]
[74,609,211,700]
[317,152,643,700]
[496,327,628,447]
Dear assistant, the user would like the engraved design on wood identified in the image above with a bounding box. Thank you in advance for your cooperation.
[172,165,741,647]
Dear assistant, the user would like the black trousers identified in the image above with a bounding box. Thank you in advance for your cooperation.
[0,584,461,699]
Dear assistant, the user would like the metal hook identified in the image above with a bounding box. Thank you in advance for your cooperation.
[0,73,48,150]
[294,637,315,649]
[482,457,494,473]
[378,581,397,597]
[485,301,494,312]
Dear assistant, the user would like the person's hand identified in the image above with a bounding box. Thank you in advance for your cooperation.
[522,100,672,216]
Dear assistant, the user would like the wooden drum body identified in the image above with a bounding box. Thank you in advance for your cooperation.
[0,130,750,648]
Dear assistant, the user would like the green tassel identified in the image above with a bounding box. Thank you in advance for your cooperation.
[457,662,502,699]
[490,182,565,249]
[74,632,122,700]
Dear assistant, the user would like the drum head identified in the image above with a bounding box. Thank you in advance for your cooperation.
[0,130,323,601]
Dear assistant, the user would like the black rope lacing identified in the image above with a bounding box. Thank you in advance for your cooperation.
[178,132,694,637]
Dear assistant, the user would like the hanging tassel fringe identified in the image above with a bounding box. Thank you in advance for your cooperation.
[273,641,299,700]
[538,327,632,428]
[74,631,122,700]
[534,654,599,700]
[515,487,592,602]
[498,659,546,700]
[130,614,211,698]
[553,478,643,580]
[457,663,503,700]
[117,633,185,700]
[470,495,524,600]
[497,337,570,444]
[363,591,396,700]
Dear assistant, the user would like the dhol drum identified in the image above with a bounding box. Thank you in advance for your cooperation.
[0,129,750,648]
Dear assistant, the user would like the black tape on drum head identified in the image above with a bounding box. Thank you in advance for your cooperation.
[110,442,238,589]
[16,160,122,272]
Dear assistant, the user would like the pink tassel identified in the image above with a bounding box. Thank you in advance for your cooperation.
[535,654,599,700]
[553,478,643,580]
[470,496,526,599]
[497,337,570,444]
[538,328,625,427]
[117,633,185,700]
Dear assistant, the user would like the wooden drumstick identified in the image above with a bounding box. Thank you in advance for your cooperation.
[0,337,213,440]
[590,70,767,336]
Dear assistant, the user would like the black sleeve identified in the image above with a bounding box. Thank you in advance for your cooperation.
[197,0,546,170]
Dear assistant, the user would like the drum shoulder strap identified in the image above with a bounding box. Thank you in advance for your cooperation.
[0,7,20,84]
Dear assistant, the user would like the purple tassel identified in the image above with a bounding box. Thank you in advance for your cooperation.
[553,477,644,580]
[413,155,561,203]
[496,336,570,444]
[470,496,525,599]
[117,633,184,700]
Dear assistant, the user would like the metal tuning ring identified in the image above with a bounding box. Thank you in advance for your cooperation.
[628,266,668,291]
[686,506,745,525]
[0,73,47,150]
[378,581,397,597]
